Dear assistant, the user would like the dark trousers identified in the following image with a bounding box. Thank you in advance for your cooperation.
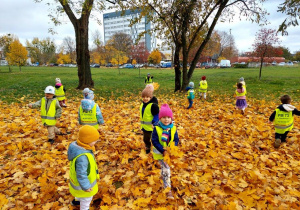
[275,131,289,142]
[143,130,152,150]
[188,99,193,109]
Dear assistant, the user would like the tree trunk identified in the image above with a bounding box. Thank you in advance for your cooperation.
[75,18,93,89]
[174,45,181,92]
[259,57,263,80]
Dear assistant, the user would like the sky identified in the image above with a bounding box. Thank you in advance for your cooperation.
[0,0,300,54]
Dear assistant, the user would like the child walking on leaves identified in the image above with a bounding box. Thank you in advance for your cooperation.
[78,88,104,129]
[199,76,208,99]
[28,86,64,144]
[54,78,67,107]
[140,85,159,154]
[269,95,300,148]
[152,104,179,199]
[186,82,195,109]
[235,82,247,114]
[68,125,100,210]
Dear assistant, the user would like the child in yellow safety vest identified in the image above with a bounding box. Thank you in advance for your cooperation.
[235,82,247,114]
[269,95,300,148]
[238,77,247,94]
[185,82,195,109]
[55,78,67,107]
[78,88,104,129]
[151,104,179,199]
[68,125,101,209]
[140,85,159,154]
[28,86,63,144]
[199,76,208,99]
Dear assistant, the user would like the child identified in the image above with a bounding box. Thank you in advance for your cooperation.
[28,86,63,144]
[68,125,100,209]
[239,77,247,94]
[78,88,104,129]
[145,73,154,85]
[269,95,300,148]
[235,82,247,114]
[199,76,208,99]
[55,78,67,107]
[151,104,179,199]
[140,85,159,154]
[185,82,195,109]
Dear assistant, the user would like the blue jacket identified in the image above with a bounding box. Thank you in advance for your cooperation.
[67,142,95,191]
[78,99,104,125]
[151,124,179,154]
[185,87,195,99]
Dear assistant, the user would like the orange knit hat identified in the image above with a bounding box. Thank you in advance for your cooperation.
[78,125,100,143]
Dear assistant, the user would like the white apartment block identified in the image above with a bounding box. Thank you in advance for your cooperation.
[103,10,156,52]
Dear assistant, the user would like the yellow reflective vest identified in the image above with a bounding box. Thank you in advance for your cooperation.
[79,105,98,129]
[145,77,153,84]
[55,86,65,101]
[274,108,294,134]
[41,97,57,126]
[199,81,208,92]
[140,103,153,131]
[152,126,177,160]
[69,153,99,197]
[235,90,246,97]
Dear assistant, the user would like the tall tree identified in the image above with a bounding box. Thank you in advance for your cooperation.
[148,49,162,64]
[110,32,133,58]
[279,46,293,60]
[0,34,17,72]
[278,0,300,34]
[118,0,267,91]
[6,40,28,72]
[131,42,150,64]
[252,28,281,79]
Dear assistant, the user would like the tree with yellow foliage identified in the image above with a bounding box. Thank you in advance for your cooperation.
[57,52,71,64]
[148,49,162,65]
[6,40,28,72]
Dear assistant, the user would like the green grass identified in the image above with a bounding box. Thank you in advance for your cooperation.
[0,65,299,103]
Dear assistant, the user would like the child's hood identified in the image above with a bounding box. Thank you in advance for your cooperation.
[68,141,92,161]
[80,99,95,111]
[237,88,245,93]
[279,104,295,112]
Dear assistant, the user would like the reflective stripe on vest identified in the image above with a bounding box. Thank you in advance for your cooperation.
[152,126,177,160]
[41,98,57,126]
[55,86,65,101]
[199,81,207,92]
[145,77,153,84]
[274,108,294,134]
[235,90,246,97]
[140,103,153,131]
[69,153,99,197]
[79,105,98,129]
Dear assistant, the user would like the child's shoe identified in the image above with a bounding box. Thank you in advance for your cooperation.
[274,138,281,148]
[57,132,68,135]
[62,103,67,107]
[167,191,174,199]
[48,139,55,144]
[71,199,80,206]
[146,149,151,154]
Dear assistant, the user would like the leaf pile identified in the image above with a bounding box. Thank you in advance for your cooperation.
[1,94,300,209]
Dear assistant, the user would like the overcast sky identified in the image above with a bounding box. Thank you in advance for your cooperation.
[1,0,299,54]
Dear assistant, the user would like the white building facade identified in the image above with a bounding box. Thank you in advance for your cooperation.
[103,10,156,52]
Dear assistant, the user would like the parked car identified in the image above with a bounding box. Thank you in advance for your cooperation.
[120,64,134,68]
[220,60,231,68]
[135,64,144,68]
[69,64,77,67]
[286,61,294,66]
[271,61,277,66]
[161,62,172,68]
[278,62,285,66]
[106,63,113,67]
[91,64,100,68]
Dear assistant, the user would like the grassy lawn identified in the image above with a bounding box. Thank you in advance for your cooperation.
[0,65,299,103]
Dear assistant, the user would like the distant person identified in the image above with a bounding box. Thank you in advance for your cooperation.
[151,104,179,199]
[185,82,195,109]
[140,85,159,154]
[145,73,154,85]
[269,95,300,148]
[68,125,101,209]
[78,88,104,129]
[28,86,64,144]
[55,78,67,107]
[235,82,247,114]
[199,76,208,100]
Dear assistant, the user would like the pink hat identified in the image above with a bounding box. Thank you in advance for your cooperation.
[141,85,154,98]
[56,83,62,87]
[159,104,173,119]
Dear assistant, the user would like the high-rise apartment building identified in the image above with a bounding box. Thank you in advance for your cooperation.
[103,10,156,52]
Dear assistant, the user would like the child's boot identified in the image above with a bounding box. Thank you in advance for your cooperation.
[274,138,281,148]
[71,199,80,206]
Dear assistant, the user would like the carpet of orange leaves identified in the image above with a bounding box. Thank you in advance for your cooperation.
[1,94,300,209]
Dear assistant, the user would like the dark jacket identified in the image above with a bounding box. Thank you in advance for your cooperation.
[141,97,159,129]
[269,104,300,121]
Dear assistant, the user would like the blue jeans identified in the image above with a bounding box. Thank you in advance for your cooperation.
[188,99,193,109]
